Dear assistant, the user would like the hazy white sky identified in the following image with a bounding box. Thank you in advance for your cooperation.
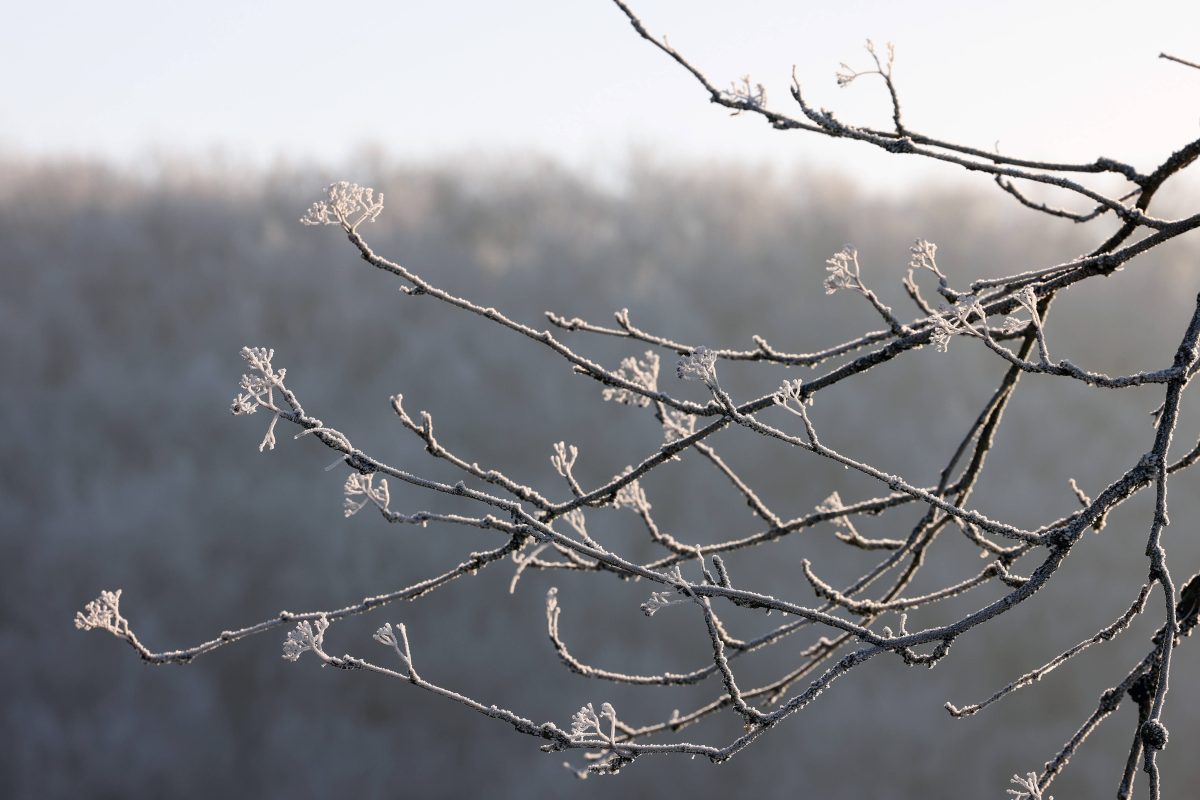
[4,0,1198,192]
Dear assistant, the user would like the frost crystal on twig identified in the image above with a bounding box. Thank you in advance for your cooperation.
[300,181,385,231]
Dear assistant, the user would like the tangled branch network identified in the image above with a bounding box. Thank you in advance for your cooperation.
[77,4,1200,796]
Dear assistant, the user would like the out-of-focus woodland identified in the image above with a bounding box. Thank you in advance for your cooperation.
[4,154,1199,798]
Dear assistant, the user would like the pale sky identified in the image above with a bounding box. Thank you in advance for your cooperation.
[4,0,1199,193]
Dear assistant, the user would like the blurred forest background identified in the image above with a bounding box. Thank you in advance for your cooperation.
[3,153,1199,798]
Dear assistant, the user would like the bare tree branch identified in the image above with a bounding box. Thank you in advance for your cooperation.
[75,7,1200,796]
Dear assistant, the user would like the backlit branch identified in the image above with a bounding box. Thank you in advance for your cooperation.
[76,6,1200,796]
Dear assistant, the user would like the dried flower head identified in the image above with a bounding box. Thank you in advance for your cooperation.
[722,75,767,110]
[281,617,329,662]
[676,346,718,387]
[824,246,861,295]
[75,590,127,636]
[661,408,697,452]
[344,472,390,517]
[612,478,649,512]
[602,351,659,407]
[569,702,618,743]
[373,623,398,648]
[908,239,943,279]
[836,40,896,87]
[773,378,808,409]
[300,181,385,231]
[1007,771,1052,800]
[231,346,285,416]
[550,441,579,478]
[929,314,956,353]
[562,508,588,538]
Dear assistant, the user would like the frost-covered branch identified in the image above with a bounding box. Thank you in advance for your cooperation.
[75,5,1200,796]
